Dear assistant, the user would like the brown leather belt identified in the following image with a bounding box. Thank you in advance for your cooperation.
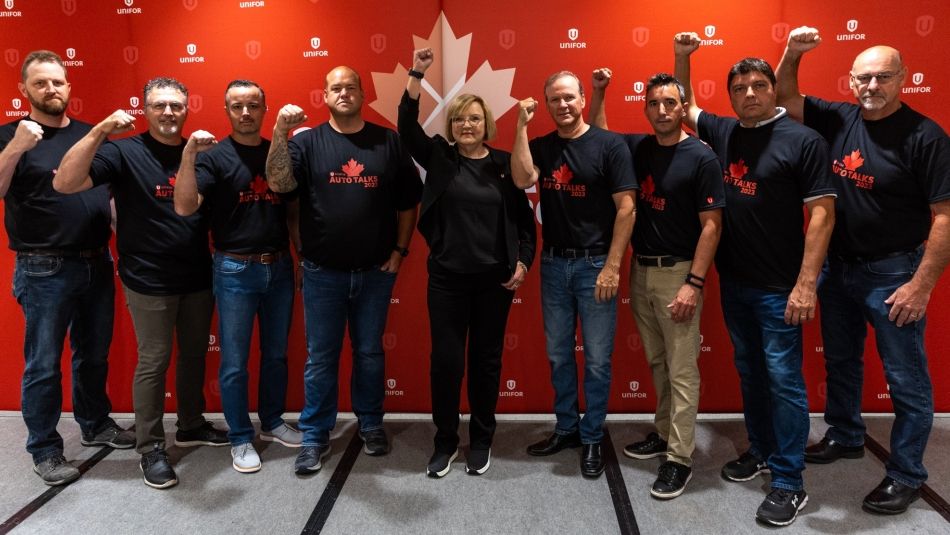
[217,250,288,265]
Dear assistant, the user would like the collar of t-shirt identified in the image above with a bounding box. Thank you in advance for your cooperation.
[739,107,787,128]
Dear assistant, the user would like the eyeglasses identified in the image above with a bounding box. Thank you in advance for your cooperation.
[147,101,186,112]
[850,71,900,85]
[451,115,483,126]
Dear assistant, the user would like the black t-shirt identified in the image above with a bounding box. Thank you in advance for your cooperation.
[431,155,506,273]
[195,136,289,254]
[530,125,636,249]
[289,122,421,270]
[625,134,725,257]
[0,118,111,251]
[698,111,836,291]
[90,132,211,295]
[804,97,950,256]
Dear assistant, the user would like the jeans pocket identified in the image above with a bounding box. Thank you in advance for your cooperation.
[215,256,249,274]
[866,254,915,277]
[300,259,322,273]
[586,254,607,270]
[21,256,62,277]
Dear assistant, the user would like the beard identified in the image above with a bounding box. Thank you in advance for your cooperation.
[28,94,67,116]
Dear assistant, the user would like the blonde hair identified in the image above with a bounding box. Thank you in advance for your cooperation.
[444,94,496,143]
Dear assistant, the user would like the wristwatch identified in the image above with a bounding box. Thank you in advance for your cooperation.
[394,245,409,257]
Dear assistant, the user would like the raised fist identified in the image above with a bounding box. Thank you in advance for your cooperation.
[592,68,612,90]
[787,26,821,52]
[413,48,435,73]
[99,109,136,135]
[9,120,43,152]
[518,97,537,126]
[186,130,216,153]
[276,104,307,133]
[673,32,701,55]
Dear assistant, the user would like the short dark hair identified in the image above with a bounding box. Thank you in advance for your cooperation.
[21,50,66,82]
[543,70,584,98]
[727,57,776,89]
[645,73,686,104]
[143,77,188,104]
[225,79,265,106]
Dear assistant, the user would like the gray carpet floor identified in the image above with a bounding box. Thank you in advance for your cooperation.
[0,414,946,534]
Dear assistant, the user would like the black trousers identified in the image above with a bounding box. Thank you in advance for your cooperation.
[427,264,514,452]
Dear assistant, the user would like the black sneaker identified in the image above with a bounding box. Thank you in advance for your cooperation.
[294,445,330,475]
[651,461,692,499]
[33,454,80,486]
[623,432,668,460]
[426,449,459,478]
[465,449,491,475]
[756,488,808,526]
[81,423,135,449]
[174,421,228,447]
[359,428,390,456]
[140,444,178,489]
[721,450,769,482]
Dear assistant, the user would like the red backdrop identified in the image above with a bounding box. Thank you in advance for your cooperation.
[1,0,947,415]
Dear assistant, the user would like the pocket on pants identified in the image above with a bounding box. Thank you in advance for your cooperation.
[20,255,63,278]
[214,255,249,275]
[866,254,916,277]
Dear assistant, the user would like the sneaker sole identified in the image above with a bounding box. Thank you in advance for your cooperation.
[33,467,80,486]
[465,454,491,476]
[862,494,918,515]
[363,444,390,456]
[804,450,865,464]
[260,434,303,448]
[426,450,459,478]
[140,465,178,489]
[623,449,666,460]
[81,439,135,449]
[173,439,229,448]
[650,472,692,499]
[295,448,330,475]
[722,467,770,482]
[756,494,808,526]
[232,461,262,474]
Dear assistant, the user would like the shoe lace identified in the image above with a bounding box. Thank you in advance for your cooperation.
[766,488,793,505]
[657,463,680,483]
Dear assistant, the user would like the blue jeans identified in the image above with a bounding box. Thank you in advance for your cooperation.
[213,253,294,446]
[818,248,931,488]
[540,252,616,444]
[13,252,116,463]
[298,261,396,446]
[720,277,808,491]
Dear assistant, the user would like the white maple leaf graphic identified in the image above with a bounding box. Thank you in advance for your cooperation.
[370,12,517,137]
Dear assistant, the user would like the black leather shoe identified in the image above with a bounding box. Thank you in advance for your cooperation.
[863,477,920,514]
[804,437,864,464]
[581,443,605,478]
[526,431,581,456]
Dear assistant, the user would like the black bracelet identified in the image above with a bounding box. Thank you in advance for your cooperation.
[408,69,424,80]
[686,280,704,290]
[687,272,705,283]
[685,272,704,289]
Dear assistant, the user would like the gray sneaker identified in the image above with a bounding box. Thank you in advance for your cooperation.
[261,423,303,447]
[231,443,261,473]
[81,423,135,449]
[33,455,80,486]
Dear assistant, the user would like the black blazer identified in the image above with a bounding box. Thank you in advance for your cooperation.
[397,90,536,273]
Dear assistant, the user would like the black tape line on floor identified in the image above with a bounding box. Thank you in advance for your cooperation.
[0,441,119,535]
[864,433,950,523]
[603,427,640,535]
[301,430,363,535]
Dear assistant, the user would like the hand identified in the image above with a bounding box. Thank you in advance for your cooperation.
[595,265,620,303]
[8,120,43,152]
[502,262,528,291]
[517,97,537,126]
[275,104,307,134]
[787,26,821,53]
[784,281,817,325]
[380,251,403,274]
[673,32,701,56]
[667,284,700,323]
[97,109,136,136]
[413,48,434,72]
[185,130,216,154]
[885,280,931,327]
[592,68,612,90]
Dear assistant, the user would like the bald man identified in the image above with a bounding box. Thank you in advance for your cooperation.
[777,28,950,515]
[266,66,421,474]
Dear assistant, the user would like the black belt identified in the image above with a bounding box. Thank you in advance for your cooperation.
[217,250,288,265]
[832,249,917,264]
[20,246,108,258]
[636,255,691,267]
[545,246,608,259]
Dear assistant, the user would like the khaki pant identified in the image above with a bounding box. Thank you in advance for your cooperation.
[124,285,213,453]
[630,260,702,466]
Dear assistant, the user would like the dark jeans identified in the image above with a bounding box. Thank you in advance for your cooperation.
[13,252,117,463]
[427,265,513,453]
[818,249,932,488]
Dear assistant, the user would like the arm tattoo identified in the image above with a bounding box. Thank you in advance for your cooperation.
[265,134,297,192]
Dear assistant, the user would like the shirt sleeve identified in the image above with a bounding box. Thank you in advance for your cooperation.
[797,135,837,200]
[605,133,637,193]
[287,132,307,194]
[695,152,726,211]
[89,140,122,186]
[915,128,950,204]
[194,150,216,196]
[393,136,422,211]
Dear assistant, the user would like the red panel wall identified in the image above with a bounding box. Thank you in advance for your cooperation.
[1,0,947,415]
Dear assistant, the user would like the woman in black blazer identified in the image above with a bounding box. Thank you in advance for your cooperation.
[398,48,536,478]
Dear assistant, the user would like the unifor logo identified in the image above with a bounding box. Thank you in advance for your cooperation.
[245,40,261,60]
[506,379,516,391]
[913,72,924,85]
[123,46,139,64]
[916,15,934,37]
[633,81,644,94]
[387,378,396,389]
[838,75,851,95]
[382,332,397,350]
[698,79,715,100]
[309,89,324,108]
[68,98,82,115]
[130,96,140,108]
[568,28,579,41]
[124,0,133,6]
[61,0,76,16]
[186,43,197,56]
[183,0,197,10]
[704,25,716,38]
[208,335,216,345]
[631,26,649,47]
[4,0,13,10]
[66,48,76,59]
[772,22,790,43]
[12,98,21,110]
[310,37,321,50]
[499,29,515,50]
[504,333,518,350]
[188,94,202,112]
[4,48,18,67]
[370,33,386,54]
[629,381,640,392]
[847,19,858,32]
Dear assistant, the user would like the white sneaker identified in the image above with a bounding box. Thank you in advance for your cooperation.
[261,423,303,447]
[231,443,261,473]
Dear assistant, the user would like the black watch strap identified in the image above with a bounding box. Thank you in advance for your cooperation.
[394,245,409,257]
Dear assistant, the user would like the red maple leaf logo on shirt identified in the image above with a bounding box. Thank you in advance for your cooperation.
[342,158,365,177]
[168,175,176,186]
[640,175,656,198]
[250,175,269,195]
[728,160,748,179]
[551,163,573,184]
[843,149,864,171]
